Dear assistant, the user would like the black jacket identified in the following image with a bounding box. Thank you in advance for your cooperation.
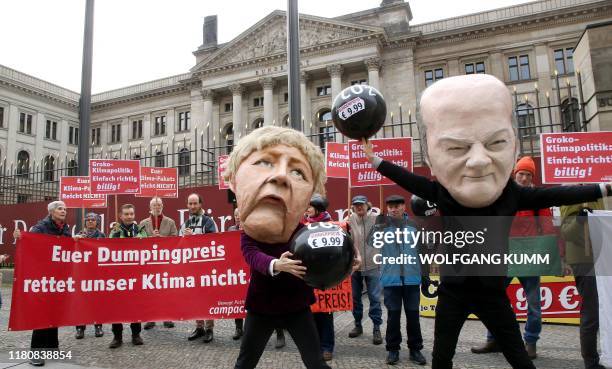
[30,216,71,237]
[377,160,603,287]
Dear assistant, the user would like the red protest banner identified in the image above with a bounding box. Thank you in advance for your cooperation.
[349,137,412,187]
[59,176,106,208]
[9,231,247,331]
[89,159,141,194]
[507,278,580,320]
[310,277,352,313]
[137,167,178,198]
[540,131,612,184]
[218,155,230,190]
[325,142,349,179]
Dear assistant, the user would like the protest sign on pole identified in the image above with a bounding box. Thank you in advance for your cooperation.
[89,159,141,194]
[59,176,106,208]
[325,142,349,179]
[540,131,612,184]
[348,137,412,187]
[137,167,178,198]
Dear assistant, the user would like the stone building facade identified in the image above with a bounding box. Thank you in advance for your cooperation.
[1,0,611,186]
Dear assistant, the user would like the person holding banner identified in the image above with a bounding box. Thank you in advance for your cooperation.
[141,196,178,330]
[108,204,147,349]
[180,193,218,343]
[361,74,611,369]
[0,254,9,309]
[372,195,426,366]
[347,195,383,345]
[560,199,607,369]
[74,212,105,340]
[13,200,71,367]
[226,126,350,369]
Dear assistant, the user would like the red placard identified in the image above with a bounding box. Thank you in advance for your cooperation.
[325,142,349,179]
[507,279,580,320]
[310,277,352,313]
[540,131,612,184]
[349,137,412,187]
[218,155,230,190]
[136,167,178,198]
[9,231,247,331]
[89,159,141,194]
[59,176,106,208]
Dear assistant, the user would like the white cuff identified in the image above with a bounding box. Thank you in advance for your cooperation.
[372,156,382,169]
[600,183,611,197]
[269,259,281,276]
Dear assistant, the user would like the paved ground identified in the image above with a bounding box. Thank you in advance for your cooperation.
[0,285,587,369]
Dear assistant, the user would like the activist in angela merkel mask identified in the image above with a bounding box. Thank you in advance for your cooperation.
[224,126,326,244]
[419,74,519,207]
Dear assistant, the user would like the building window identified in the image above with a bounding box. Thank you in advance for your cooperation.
[465,62,485,75]
[253,118,264,130]
[155,151,165,167]
[223,124,234,155]
[68,126,79,145]
[283,115,289,127]
[224,103,233,112]
[561,98,579,132]
[425,68,443,87]
[253,97,264,107]
[0,106,4,128]
[44,155,55,182]
[516,104,536,136]
[554,48,574,75]
[17,150,29,177]
[67,159,77,176]
[19,112,33,134]
[509,55,530,81]
[178,111,190,132]
[178,148,190,176]
[45,120,58,140]
[316,85,332,96]
[132,154,141,161]
[132,119,143,139]
[351,79,367,85]
[17,194,30,204]
[110,123,121,143]
[284,92,289,103]
[91,127,100,146]
[154,116,166,136]
[318,110,334,151]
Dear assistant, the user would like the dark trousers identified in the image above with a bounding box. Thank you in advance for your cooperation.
[76,324,102,330]
[234,309,331,369]
[431,278,535,369]
[31,328,59,349]
[111,323,142,337]
[573,263,601,369]
[313,312,335,353]
[384,285,423,352]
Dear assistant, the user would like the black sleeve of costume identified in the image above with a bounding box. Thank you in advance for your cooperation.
[377,160,438,202]
[517,183,602,210]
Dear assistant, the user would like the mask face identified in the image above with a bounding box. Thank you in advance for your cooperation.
[422,76,517,208]
[230,144,314,244]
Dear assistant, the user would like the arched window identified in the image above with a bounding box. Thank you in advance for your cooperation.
[317,109,334,151]
[67,159,77,176]
[253,118,264,130]
[561,98,579,132]
[155,151,165,168]
[178,148,190,176]
[516,103,536,137]
[224,123,234,155]
[16,150,29,177]
[43,155,55,182]
[282,115,290,127]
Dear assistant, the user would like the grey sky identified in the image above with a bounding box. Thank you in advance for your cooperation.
[1,0,534,93]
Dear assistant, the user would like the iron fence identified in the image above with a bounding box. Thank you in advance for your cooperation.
[0,73,589,206]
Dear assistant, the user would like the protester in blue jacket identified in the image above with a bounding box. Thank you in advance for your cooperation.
[370,195,426,366]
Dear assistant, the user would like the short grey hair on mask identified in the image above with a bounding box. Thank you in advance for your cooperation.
[47,201,66,214]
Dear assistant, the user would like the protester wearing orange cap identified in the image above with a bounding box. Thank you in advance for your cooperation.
[514,156,536,187]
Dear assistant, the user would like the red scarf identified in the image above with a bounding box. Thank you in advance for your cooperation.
[150,214,164,229]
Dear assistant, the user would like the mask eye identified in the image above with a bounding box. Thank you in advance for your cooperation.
[290,169,305,180]
[254,159,272,168]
